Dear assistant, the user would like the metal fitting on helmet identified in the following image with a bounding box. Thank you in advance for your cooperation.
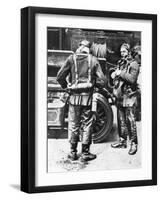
[120,43,130,51]
[79,40,91,48]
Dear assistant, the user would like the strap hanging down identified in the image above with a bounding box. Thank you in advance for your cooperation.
[73,54,78,85]
[88,54,91,83]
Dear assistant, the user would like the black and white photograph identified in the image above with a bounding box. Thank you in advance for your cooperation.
[47,27,141,173]
[0,0,160,198]
[20,7,157,193]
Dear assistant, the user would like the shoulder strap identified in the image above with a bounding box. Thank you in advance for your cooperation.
[88,54,91,83]
[126,58,134,73]
[73,53,92,84]
[73,54,78,85]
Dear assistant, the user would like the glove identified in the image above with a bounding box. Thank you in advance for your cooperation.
[115,69,121,76]
[111,69,121,79]
[111,71,116,79]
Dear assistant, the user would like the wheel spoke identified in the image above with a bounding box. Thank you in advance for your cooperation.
[98,111,104,118]
[96,122,104,128]
[94,125,100,133]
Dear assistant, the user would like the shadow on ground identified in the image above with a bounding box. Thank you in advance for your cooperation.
[10,184,20,191]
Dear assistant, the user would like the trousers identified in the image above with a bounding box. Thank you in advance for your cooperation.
[68,104,93,144]
[117,106,137,144]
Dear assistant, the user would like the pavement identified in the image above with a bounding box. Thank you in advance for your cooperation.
[48,106,141,173]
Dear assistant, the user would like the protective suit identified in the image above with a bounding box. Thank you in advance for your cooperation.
[111,43,140,155]
[57,40,107,161]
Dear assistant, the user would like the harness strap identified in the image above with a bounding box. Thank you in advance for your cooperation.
[88,54,91,83]
[73,54,92,84]
[73,54,78,85]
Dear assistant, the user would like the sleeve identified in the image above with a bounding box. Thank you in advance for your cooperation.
[56,56,71,89]
[120,61,139,84]
[94,59,107,85]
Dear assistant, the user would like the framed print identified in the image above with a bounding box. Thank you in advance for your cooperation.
[21,6,157,193]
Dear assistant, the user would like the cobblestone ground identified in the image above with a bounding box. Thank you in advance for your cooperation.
[48,118,141,173]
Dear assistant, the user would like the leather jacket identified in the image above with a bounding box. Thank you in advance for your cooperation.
[57,53,107,106]
[114,56,140,107]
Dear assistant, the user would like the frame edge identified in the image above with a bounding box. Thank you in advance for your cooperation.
[21,7,30,193]
[20,6,157,193]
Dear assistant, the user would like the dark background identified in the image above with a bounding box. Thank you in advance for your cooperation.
[47,27,141,64]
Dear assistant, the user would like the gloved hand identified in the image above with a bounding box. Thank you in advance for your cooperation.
[111,69,121,79]
[111,71,116,79]
[115,69,121,76]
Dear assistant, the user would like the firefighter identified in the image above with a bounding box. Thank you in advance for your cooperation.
[57,40,107,162]
[111,43,140,155]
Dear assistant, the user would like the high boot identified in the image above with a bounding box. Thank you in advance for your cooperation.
[79,144,97,162]
[68,143,78,161]
[128,142,137,155]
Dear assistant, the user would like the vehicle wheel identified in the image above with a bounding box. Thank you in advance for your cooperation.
[92,94,113,143]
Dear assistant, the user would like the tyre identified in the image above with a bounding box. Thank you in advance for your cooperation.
[92,93,113,143]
